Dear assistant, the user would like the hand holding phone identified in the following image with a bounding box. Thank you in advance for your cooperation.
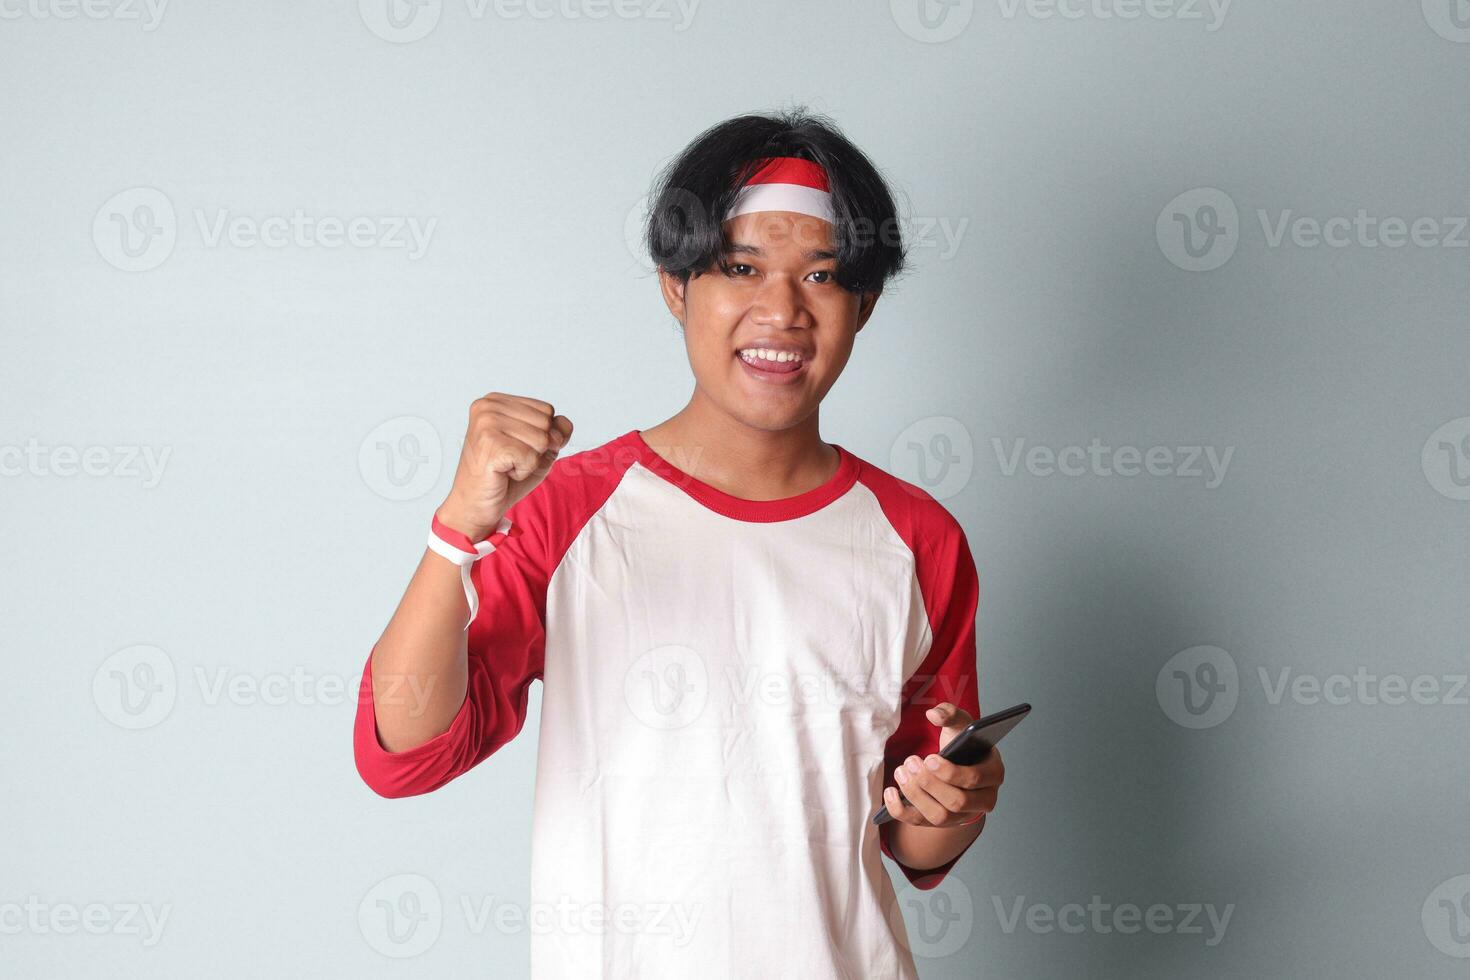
[873,702,1030,826]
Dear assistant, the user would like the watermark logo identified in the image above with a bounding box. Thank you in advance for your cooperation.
[359,0,443,42]
[93,647,436,729]
[93,187,177,273]
[1161,188,1469,271]
[1422,0,1470,43]
[1156,187,1239,272]
[1159,649,1463,722]
[624,193,657,273]
[625,187,719,275]
[890,0,975,42]
[1156,645,1238,729]
[359,416,442,501]
[1424,875,1470,957]
[1422,416,1470,501]
[624,644,708,730]
[891,417,974,501]
[93,187,437,271]
[93,645,177,730]
[359,874,442,958]
[892,876,975,959]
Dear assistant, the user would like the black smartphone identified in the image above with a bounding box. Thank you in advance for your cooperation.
[872,702,1031,826]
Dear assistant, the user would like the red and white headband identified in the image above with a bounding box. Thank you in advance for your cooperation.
[727,156,835,225]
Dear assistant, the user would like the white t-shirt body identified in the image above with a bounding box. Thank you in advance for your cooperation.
[355,429,983,979]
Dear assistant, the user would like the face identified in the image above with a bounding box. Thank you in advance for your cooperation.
[659,210,879,432]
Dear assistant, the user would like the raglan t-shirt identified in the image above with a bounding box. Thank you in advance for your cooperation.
[353,428,984,980]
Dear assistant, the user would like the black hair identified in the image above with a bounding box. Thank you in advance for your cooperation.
[643,107,907,295]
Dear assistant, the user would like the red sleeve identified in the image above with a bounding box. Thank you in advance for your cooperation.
[353,485,557,799]
[878,522,983,890]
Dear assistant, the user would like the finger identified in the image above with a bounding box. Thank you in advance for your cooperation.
[903,756,969,814]
[550,414,573,450]
[929,702,974,750]
[894,763,949,826]
[472,393,547,429]
[917,752,984,791]
[882,786,925,826]
[482,393,555,422]
[488,414,562,458]
[976,746,1005,788]
[462,427,543,484]
[924,746,1005,790]
[963,785,999,816]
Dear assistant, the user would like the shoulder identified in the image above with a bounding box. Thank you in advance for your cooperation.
[503,429,642,546]
[846,446,967,553]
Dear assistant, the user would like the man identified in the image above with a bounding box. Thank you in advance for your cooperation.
[354,107,1005,978]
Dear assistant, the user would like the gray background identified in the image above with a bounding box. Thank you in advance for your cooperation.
[3,0,1469,976]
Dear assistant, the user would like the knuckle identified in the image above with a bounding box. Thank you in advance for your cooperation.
[511,395,554,417]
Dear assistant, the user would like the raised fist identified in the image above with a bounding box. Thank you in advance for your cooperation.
[435,393,572,541]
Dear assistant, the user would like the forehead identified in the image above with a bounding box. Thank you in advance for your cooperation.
[720,210,835,257]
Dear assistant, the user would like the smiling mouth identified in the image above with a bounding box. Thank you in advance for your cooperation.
[735,349,810,384]
[736,349,805,374]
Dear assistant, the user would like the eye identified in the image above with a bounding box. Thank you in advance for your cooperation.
[724,262,755,277]
[807,269,834,284]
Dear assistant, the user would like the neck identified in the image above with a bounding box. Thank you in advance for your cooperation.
[641,394,839,501]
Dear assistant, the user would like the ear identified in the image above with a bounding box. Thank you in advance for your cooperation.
[658,267,688,327]
[853,289,881,334]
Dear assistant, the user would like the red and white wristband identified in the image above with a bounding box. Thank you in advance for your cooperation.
[428,512,518,630]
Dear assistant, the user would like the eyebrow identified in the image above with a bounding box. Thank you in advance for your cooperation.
[723,241,838,261]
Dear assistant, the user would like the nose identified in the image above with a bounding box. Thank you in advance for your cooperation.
[749,274,809,330]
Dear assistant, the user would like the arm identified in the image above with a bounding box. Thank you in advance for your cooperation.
[878,700,1005,876]
[880,813,986,872]
[353,394,572,797]
[367,528,478,752]
[879,522,994,889]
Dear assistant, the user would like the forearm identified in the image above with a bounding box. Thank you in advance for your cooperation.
[368,546,472,751]
[881,815,985,871]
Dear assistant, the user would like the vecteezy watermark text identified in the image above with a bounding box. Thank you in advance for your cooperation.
[0,440,170,488]
[1158,646,1470,729]
[93,187,437,272]
[358,0,700,43]
[92,644,442,730]
[357,873,702,958]
[992,437,1234,488]
[994,0,1229,29]
[0,897,171,946]
[993,895,1234,946]
[0,0,167,29]
[1158,187,1469,272]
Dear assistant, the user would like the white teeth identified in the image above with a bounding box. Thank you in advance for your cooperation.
[739,348,804,363]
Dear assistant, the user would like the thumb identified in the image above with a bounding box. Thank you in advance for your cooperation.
[550,414,574,451]
[527,416,574,479]
[928,702,974,751]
